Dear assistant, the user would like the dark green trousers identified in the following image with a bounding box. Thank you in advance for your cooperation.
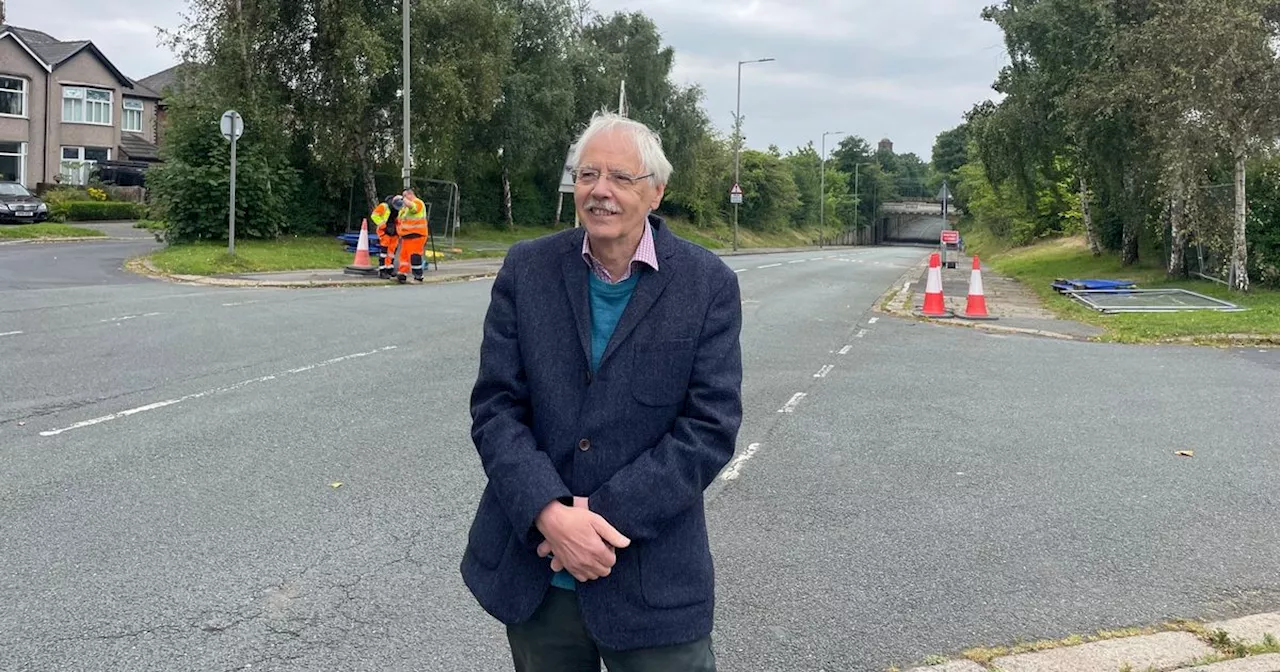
[506,587,716,672]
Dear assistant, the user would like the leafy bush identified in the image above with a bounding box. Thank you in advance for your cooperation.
[86,187,108,202]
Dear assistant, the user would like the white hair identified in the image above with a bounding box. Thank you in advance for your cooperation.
[567,111,674,186]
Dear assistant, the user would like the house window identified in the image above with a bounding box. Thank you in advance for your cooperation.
[62,87,113,125]
[122,99,144,133]
[0,141,26,185]
[0,77,26,117]
[60,146,110,185]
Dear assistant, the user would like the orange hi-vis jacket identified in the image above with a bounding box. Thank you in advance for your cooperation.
[397,197,428,238]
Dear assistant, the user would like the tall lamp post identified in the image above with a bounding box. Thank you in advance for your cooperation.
[819,130,843,246]
[401,0,411,190]
[733,57,775,251]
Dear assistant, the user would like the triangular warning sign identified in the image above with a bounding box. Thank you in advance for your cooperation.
[730,183,743,195]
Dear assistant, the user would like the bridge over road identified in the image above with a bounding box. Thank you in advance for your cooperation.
[877,200,957,245]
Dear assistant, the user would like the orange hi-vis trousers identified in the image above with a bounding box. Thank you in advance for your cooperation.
[397,235,426,279]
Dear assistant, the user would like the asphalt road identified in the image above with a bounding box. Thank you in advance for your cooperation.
[2,239,1279,671]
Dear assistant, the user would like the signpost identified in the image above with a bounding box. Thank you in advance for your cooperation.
[938,181,952,221]
[220,110,244,255]
[729,183,743,205]
[941,228,960,269]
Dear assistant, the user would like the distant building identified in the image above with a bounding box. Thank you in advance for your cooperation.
[878,138,894,154]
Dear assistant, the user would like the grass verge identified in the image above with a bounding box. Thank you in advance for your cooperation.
[147,237,356,275]
[0,223,107,240]
[147,217,846,276]
[961,227,1280,343]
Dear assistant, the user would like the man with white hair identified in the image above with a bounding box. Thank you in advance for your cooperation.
[462,111,744,671]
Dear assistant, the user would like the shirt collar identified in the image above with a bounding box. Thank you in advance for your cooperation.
[581,220,659,283]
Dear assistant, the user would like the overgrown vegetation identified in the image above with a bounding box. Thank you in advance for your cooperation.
[147,0,939,245]
[938,0,1280,291]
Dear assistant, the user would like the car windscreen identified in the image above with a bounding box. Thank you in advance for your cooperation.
[0,183,32,197]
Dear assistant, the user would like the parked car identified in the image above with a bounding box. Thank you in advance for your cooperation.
[0,182,50,224]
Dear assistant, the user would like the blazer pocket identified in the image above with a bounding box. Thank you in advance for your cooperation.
[466,489,513,570]
[631,338,696,407]
[638,516,714,609]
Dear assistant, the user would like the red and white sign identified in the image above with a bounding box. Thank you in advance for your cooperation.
[729,183,743,204]
[941,229,960,244]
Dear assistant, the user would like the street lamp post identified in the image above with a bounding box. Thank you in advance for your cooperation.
[733,57,775,251]
[819,130,843,247]
[401,0,411,191]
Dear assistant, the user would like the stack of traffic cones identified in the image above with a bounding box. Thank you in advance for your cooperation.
[343,219,377,275]
[920,252,950,317]
[958,255,996,320]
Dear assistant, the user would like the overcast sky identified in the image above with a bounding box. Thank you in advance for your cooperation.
[12,0,1008,160]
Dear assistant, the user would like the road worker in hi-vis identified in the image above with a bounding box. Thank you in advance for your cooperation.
[394,189,429,283]
[371,195,403,280]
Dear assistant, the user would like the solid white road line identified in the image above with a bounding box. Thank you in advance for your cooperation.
[40,346,397,437]
[778,392,807,414]
[814,364,834,378]
[720,443,762,481]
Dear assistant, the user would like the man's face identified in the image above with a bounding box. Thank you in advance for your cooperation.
[574,128,664,244]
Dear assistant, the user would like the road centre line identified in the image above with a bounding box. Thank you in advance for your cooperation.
[734,269,747,274]
[778,392,807,414]
[100,312,162,323]
[788,259,807,264]
[40,346,398,437]
[758,263,782,269]
[814,364,834,378]
[222,300,261,307]
[720,443,761,481]
[838,345,853,355]
[0,330,22,337]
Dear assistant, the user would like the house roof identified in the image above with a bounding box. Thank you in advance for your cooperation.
[119,133,160,162]
[0,24,138,90]
[127,79,163,100]
[137,63,196,99]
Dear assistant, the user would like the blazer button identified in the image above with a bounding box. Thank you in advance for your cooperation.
[578,439,591,451]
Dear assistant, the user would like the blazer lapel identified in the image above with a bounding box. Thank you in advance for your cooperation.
[561,231,593,368]
[599,216,679,369]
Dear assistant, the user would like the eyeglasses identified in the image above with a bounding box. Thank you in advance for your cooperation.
[570,168,653,188]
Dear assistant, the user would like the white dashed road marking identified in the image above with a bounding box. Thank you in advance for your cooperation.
[720,443,761,481]
[814,365,834,378]
[778,392,807,414]
[0,331,22,337]
[758,263,782,269]
[838,345,853,355]
[40,346,398,437]
[100,312,162,323]
[856,329,868,338]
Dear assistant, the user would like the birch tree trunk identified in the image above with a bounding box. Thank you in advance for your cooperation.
[1080,176,1101,256]
[1231,148,1249,291]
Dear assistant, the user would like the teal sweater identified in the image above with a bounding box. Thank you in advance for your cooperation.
[551,272,639,590]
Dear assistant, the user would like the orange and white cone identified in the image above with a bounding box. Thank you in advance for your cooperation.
[920,252,949,317]
[959,255,996,320]
[345,218,375,272]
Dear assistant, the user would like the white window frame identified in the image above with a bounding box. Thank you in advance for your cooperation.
[62,86,113,126]
[0,76,27,119]
[0,141,27,186]
[122,98,144,133]
[59,146,111,185]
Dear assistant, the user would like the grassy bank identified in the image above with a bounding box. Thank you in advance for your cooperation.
[0,223,107,240]
[147,217,844,276]
[962,226,1280,343]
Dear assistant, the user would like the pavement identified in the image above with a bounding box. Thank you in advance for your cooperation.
[878,251,1107,341]
[3,240,1280,671]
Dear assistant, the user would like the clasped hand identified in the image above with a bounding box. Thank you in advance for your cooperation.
[534,496,630,582]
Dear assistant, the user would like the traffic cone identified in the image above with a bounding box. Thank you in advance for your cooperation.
[959,255,996,320]
[344,219,376,274]
[920,252,949,317]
